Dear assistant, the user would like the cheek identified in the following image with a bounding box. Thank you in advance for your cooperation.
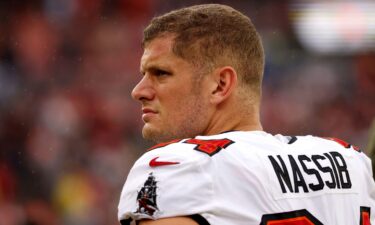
[161,89,188,113]
[159,96,187,123]
[166,100,187,122]
[160,83,208,126]
[176,95,206,122]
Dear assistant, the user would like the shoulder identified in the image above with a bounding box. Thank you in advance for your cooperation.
[147,136,235,156]
[283,135,361,152]
[118,138,217,222]
[130,134,239,175]
[118,132,252,222]
[284,135,373,177]
[319,136,361,151]
[132,133,242,178]
[280,135,369,164]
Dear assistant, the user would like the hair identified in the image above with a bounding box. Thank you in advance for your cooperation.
[143,4,265,97]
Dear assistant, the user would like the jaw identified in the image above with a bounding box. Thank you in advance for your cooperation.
[141,93,212,143]
[141,115,206,143]
[142,122,178,143]
[142,123,162,143]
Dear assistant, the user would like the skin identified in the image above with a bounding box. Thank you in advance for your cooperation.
[132,35,212,143]
[132,34,263,224]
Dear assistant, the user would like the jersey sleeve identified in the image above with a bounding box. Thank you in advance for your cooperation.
[117,141,213,223]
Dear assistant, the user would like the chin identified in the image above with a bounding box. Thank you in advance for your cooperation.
[142,125,165,143]
[142,125,181,143]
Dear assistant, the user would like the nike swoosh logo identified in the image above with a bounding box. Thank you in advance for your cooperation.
[149,157,180,167]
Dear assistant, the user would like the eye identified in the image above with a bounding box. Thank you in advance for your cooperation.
[155,69,171,77]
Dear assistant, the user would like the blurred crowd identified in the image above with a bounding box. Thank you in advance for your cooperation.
[0,0,374,225]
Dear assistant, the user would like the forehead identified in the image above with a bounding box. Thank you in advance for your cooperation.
[140,35,177,70]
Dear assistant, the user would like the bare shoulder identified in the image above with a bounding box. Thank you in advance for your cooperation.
[139,217,199,225]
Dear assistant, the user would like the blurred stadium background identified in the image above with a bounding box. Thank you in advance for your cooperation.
[0,0,374,224]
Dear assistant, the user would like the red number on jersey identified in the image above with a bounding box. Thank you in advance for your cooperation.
[183,138,234,156]
[260,210,323,225]
[261,208,372,225]
[360,207,371,225]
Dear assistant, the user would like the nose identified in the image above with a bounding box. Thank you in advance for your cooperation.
[131,75,155,102]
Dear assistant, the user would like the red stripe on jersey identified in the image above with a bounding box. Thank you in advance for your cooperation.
[323,137,360,152]
[148,139,182,151]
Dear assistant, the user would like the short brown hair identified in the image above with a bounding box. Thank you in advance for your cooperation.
[143,4,264,94]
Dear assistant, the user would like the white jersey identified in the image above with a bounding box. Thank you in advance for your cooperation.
[118,131,375,225]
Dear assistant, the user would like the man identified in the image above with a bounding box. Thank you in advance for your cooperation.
[118,4,375,225]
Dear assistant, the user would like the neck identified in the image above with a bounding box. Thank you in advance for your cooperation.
[203,102,263,136]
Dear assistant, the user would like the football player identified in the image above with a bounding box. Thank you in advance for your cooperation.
[118,4,375,225]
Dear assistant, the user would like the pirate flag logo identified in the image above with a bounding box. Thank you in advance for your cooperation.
[135,172,159,216]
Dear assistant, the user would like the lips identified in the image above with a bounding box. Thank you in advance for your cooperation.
[142,108,157,122]
[142,108,156,114]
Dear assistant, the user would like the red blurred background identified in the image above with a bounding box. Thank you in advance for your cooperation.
[0,0,374,224]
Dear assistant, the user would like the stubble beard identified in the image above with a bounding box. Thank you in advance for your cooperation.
[142,94,207,143]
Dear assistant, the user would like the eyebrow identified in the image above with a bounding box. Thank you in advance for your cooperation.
[140,64,171,74]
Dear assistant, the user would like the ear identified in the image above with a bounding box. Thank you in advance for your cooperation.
[210,66,238,105]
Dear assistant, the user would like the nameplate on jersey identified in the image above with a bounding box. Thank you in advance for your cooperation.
[263,151,359,200]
